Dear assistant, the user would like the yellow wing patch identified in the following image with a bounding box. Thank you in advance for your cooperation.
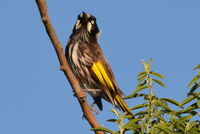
[92,62,115,90]
[92,62,115,104]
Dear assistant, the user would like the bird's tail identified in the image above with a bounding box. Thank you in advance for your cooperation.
[115,94,134,119]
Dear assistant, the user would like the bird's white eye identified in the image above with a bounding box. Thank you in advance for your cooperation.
[91,20,94,24]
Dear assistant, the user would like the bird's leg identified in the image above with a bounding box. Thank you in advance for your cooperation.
[82,89,101,114]
[90,102,99,115]
[82,101,99,119]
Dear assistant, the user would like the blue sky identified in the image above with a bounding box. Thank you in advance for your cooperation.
[0,0,199,134]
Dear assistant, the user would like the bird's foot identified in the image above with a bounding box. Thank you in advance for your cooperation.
[90,103,99,115]
[81,103,99,119]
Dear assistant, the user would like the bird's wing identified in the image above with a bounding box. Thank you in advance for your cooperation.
[77,42,121,104]
[91,61,116,104]
[78,43,134,117]
[91,56,134,117]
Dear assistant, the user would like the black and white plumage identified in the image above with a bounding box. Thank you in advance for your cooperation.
[65,12,134,118]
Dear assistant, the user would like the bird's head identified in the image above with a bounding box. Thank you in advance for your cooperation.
[72,12,100,38]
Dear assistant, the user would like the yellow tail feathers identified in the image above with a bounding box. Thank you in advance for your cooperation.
[115,94,134,118]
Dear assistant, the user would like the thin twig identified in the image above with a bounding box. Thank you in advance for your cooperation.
[35,0,102,133]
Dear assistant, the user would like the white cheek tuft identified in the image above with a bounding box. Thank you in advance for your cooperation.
[87,22,92,33]
[75,20,81,30]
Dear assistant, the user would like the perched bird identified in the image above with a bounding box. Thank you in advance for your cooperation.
[65,12,133,117]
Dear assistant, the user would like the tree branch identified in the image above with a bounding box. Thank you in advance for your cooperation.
[35,0,102,133]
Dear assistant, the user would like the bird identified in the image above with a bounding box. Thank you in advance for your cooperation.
[65,12,134,118]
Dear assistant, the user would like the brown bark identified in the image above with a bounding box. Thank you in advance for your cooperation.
[35,0,103,133]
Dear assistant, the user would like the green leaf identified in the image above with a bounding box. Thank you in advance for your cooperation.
[193,64,200,70]
[191,124,200,132]
[176,103,198,114]
[197,97,200,108]
[150,71,165,79]
[137,77,146,88]
[172,119,186,131]
[147,58,152,71]
[135,111,148,116]
[124,93,148,99]
[137,75,146,82]
[138,71,146,77]
[154,100,173,112]
[91,127,114,133]
[160,98,180,107]
[133,85,149,94]
[131,103,148,110]
[180,96,196,107]
[179,112,197,121]
[152,79,166,88]
[141,120,145,134]
[154,114,167,123]
[189,103,199,109]
[186,121,196,131]
[155,124,174,134]
[161,104,173,112]
[159,98,168,106]
[187,76,199,88]
[141,59,148,73]
[107,119,118,123]
[188,82,200,96]
[137,76,146,87]
[124,119,141,129]
[110,109,122,119]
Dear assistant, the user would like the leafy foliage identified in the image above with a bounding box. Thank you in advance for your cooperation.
[93,59,200,134]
